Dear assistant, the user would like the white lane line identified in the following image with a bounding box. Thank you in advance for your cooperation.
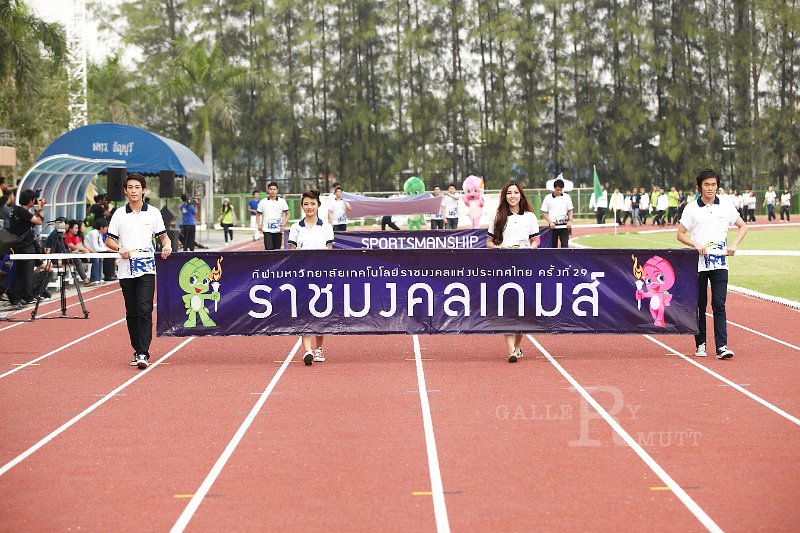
[0,287,122,331]
[644,335,800,426]
[170,338,302,533]
[412,335,450,533]
[526,335,723,533]
[0,316,128,380]
[706,313,800,351]
[0,337,194,478]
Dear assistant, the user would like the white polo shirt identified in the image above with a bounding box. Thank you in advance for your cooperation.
[430,196,444,220]
[679,197,739,272]
[442,193,460,219]
[765,190,777,205]
[329,198,348,225]
[107,202,166,279]
[487,210,540,248]
[540,193,574,226]
[257,197,289,233]
[288,217,335,250]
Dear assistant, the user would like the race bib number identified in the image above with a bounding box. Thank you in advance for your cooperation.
[554,215,568,225]
[337,214,347,224]
[447,208,459,218]
[129,248,155,274]
[266,219,280,230]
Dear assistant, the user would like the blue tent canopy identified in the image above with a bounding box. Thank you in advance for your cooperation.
[18,123,210,223]
[37,123,209,181]
[18,155,125,224]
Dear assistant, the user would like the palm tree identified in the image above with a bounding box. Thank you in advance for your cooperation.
[88,53,152,124]
[163,37,248,217]
[0,0,67,99]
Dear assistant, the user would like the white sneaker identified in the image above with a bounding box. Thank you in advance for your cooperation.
[313,347,325,362]
[695,343,707,357]
[508,347,523,363]
[716,345,734,359]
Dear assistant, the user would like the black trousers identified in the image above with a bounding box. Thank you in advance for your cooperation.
[551,227,570,248]
[181,224,196,251]
[381,216,400,231]
[696,269,728,351]
[11,244,35,303]
[333,224,347,232]
[431,219,444,230]
[220,223,233,242]
[446,217,458,229]
[781,206,790,221]
[120,275,155,356]
[595,208,606,224]
[263,232,283,250]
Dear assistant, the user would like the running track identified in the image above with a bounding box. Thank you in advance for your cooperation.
[1,239,798,531]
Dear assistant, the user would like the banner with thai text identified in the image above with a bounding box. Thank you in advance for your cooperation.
[156,248,698,337]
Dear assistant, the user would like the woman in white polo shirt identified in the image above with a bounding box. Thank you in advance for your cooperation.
[288,189,335,365]
[487,180,540,363]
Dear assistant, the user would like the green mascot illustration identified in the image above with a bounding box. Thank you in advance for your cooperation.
[179,257,222,328]
[403,176,426,230]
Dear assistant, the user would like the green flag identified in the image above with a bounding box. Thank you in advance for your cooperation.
[592,165,602,202]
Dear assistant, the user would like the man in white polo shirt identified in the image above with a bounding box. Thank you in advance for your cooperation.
[106,173,173,369]
[540,178,574,248]
[256,181,290,250]
[678,168,748,359]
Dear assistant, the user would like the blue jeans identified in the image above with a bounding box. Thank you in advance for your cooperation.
[696,269,728,351]
[89,258,102,282]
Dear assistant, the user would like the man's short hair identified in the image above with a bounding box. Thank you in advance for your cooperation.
[93,218,109,230]
[252,189,259,195]
[126,173,146,189]
[553,178,564,189]
[19,188,37,205]
[695,168,720,188]
[267,181,278,189]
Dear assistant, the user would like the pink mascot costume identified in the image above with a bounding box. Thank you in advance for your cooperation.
[462,175,484,229]
[634,255,675,328]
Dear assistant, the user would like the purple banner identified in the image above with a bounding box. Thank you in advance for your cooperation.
[341,192,443,217]
[156,249,699,337]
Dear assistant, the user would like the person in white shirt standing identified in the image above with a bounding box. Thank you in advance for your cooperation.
[106,173,172,369]
[589,184,608,224]
[429,185,445,229]
[442,183,461,229]
[256,181,290,250]
[328,184,352,231]
[763,185,777,222]
[780,187,791,222]
[487,180,540,362]
[677,168,747,360]
[288,189,335,365]
[540,178,574,248]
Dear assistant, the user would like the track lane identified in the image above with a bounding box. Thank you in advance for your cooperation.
[181,335,436,532]
[0,335,302,531]
[415,333,704,532]
[529,333,800,532]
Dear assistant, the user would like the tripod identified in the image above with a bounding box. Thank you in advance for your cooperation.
[30,259,89,320]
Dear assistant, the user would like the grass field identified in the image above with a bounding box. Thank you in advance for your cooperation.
[574,227,800,302]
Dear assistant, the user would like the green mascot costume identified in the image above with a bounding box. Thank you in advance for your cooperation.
[403,176,426,231]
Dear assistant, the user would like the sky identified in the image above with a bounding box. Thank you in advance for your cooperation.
[27,0,116,64]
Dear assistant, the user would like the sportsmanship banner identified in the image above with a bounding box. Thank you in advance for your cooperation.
[282,228,554,249]
[156,248,698,337]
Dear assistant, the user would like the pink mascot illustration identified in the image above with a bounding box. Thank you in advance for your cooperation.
[462,175,484,229]
[633,255,675,328]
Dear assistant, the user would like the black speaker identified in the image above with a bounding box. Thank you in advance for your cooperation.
[107,167,126,202]
[159,170,176,198]
[160,205,176,226]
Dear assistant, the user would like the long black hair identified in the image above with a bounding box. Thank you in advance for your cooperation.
[492,181,533,246]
